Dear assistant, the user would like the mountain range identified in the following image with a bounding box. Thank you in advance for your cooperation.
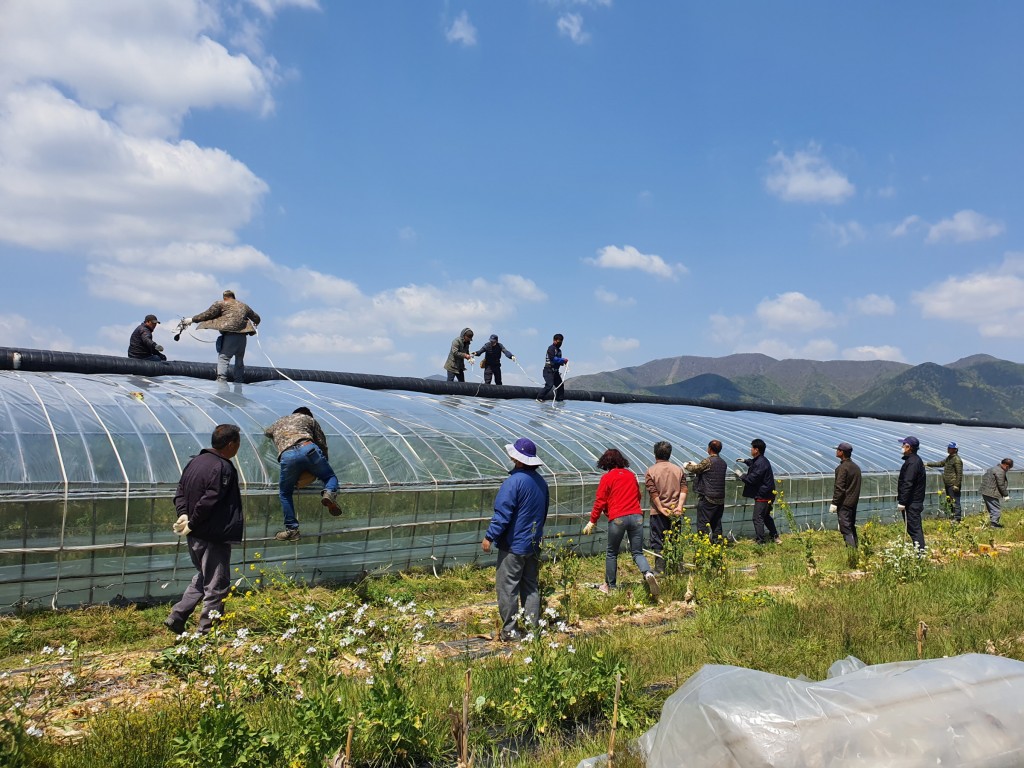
[567,353,1024,423]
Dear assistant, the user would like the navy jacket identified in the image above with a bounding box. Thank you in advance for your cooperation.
[898,453,926,508]
[740,454,776,500]
[485,467,549,555]
[174,449,244,543]
[544,344,567,370]
[474,341,513,368]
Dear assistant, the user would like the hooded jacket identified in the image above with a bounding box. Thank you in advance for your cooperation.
[445,328,473,374]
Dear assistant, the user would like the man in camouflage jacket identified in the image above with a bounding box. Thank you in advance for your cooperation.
[182,289,261,383]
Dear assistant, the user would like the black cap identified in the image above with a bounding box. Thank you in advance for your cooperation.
[144,314,159,324]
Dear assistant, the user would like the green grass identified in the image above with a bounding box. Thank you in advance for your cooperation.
[2,509,1024,767]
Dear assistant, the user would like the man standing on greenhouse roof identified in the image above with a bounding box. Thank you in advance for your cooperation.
[536,333,568,402]
[925,442,964,522]
[473,334,515,385]
[481,437,550,642]
[830,442,862,552]
[165,423,244,636]
[735,438,780,545]
[897,436,927,550]
[179,289,261,383]
[264,407,341,542]
[444,327,475,382]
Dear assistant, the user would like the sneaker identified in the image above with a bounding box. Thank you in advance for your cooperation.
[320,490,342,516]
[598,583,610,594]
[774,537,782,544]
[990,522,1004,529]
[164,617,186,635]
[498,630,521,643]
[644,571,660,600]
[275,528,300,541]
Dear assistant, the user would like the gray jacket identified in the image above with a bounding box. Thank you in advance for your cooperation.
[980,464,1009,499]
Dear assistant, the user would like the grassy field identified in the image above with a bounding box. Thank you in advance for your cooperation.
[3,506,1024,768]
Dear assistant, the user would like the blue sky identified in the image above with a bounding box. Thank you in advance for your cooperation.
[2,1,1023,384]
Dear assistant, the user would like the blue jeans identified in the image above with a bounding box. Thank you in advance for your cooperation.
[605,513,652,587]
[216,333,247,382]
[278,443,339,529]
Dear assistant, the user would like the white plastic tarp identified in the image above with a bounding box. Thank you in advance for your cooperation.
[584,653,1024,767]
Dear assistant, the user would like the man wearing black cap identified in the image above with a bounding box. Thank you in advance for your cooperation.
[897,436,926,550]
[926,443,964,522]
[473,334,516,385]
[829,442,862,551]
[128,314,167,361]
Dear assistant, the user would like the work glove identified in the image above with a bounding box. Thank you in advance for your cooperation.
[897,504,906,513]
[1003,496,1011,502]
[182,317,193,326]
[172,514,191,536]
[951,486,959,492]
[829,504,838,514]
[733,469,744,480]
[683,461,697,472]
[155,344,164,352]
[735,457,747,465]
[511,355,516,362]
[582,522,596,535]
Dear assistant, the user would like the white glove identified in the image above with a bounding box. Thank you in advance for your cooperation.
[683,461,697,472]
[897,504,906,512]
[582,522,596,535]
[733,469,744,480]
[155,344,164,352]
[182,317,193,326]
[1003,496,1011,502]
[511,355,516,362]
[828,504,838,514]
[172,514,191,536]
[735,457,747,464]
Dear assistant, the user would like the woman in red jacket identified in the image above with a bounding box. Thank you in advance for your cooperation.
[583,448,659,599]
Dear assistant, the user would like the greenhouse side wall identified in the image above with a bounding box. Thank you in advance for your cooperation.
[0,472,1002,610]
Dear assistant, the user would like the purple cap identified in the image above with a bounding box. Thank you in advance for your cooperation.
[900,436,920,449]
[506,437,543,466]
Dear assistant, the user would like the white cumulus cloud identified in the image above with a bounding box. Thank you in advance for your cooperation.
[585,245,687,279]
[912,253,1024,337]
[891,215,923,238]
[446,11,478,46]
[764,144,855,204]
[600,336,640,353]
[557,13,589,44]
[842,345,905,362]
[756,292,835,331]
[926,209,1005,244]
[851,294,896,316]
[594,288,636,307]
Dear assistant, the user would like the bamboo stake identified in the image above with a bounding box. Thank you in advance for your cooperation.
[607,672,622,768]
[916,621,928,660]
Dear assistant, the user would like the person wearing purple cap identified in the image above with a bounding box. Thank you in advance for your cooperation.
[482,437,550,641]
[897,436,926,550]
[829,442,862,553]
[926,443,963,522]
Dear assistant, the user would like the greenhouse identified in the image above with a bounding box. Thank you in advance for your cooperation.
[1,365,1022,611]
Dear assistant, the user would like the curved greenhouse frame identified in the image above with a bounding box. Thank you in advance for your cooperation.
[1,366,1022,611]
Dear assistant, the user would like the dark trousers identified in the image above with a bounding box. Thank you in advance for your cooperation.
[649,513,678,571]
[495,549,540,639]
[168,537,232,633]
[538,368,564,401]
[838,506,858,547]
[752,499,778,543]
[483,366,503,385]
[902,504,925,550]
[944,484,962,521]
[446,370,465,382]
[696,496,724,541]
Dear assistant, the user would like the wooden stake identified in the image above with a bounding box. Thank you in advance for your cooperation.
[607,672,622,768]
[916,621,928,659]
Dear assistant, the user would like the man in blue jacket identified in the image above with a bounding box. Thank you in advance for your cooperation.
[537,333,568,402]
[481,437,550,641]
[165,424,245,635]
[735,438,779,544]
